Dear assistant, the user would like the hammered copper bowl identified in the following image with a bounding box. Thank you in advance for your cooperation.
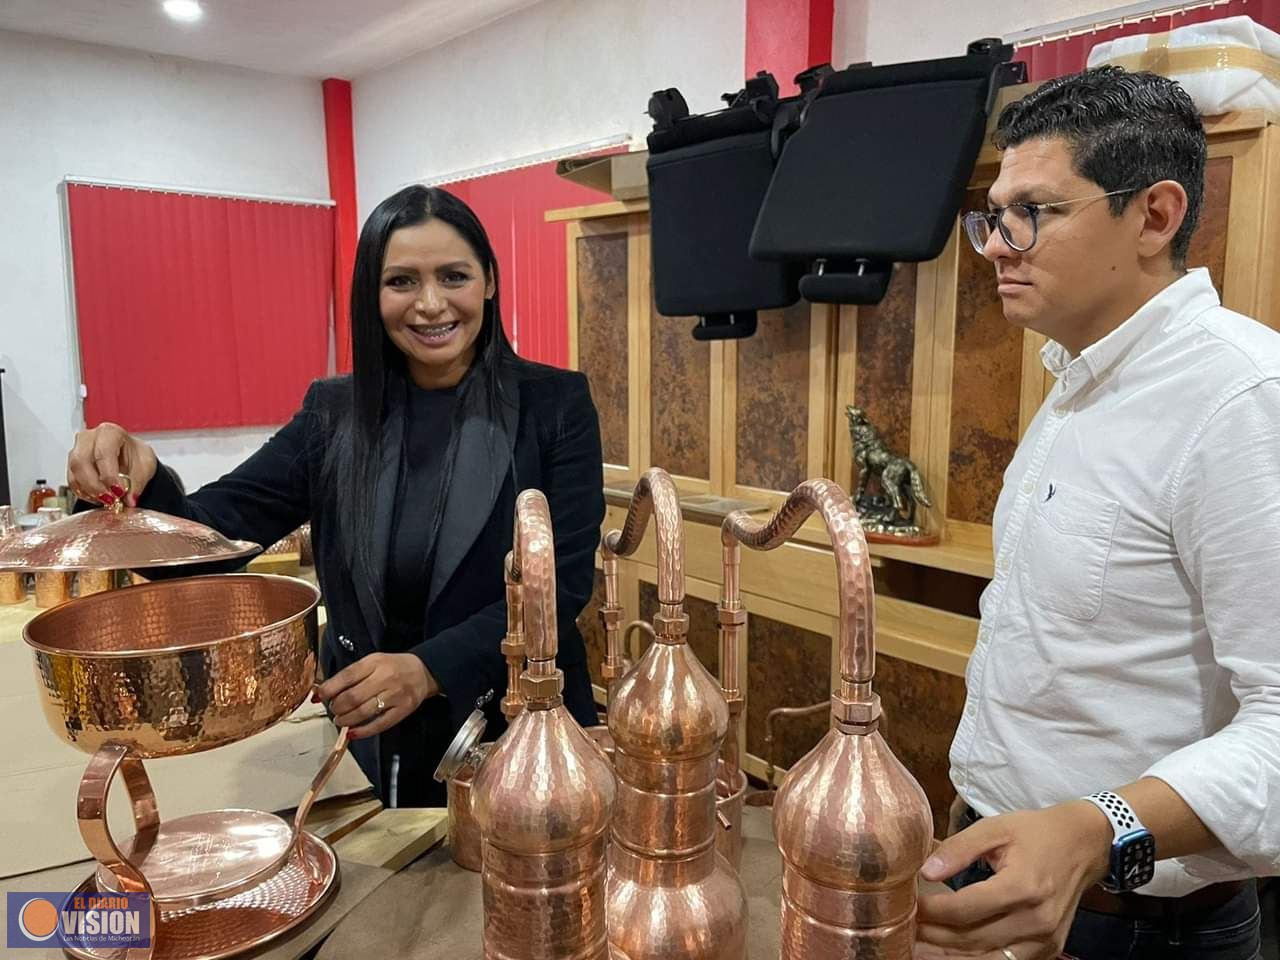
[24,574,320,758]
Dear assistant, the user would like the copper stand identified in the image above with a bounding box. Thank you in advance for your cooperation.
[723,480,933,959]
[66,730,349,960]
[603,468,748,960]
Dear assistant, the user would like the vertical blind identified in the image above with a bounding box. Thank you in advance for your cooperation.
[65,182,333,431]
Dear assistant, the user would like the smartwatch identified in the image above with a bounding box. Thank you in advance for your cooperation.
[1082,791,1156,893]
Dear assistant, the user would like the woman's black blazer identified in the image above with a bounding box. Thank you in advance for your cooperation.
[138,361,606,791]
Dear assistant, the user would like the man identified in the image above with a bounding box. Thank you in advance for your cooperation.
[914,66,1280,960]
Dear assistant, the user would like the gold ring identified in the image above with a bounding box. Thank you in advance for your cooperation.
[1001,949,1018,960]
[375,694,386,714]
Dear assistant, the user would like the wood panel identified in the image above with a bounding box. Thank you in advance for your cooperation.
[650,290,711,481]
[577,569,608,689]
[850,263,918,490]
[875,652,966,839]
[734,300,811,492]
[575,229,630,468]
[745,613,832,771]
[946,187,1023,527]
[1186,154,1232,299]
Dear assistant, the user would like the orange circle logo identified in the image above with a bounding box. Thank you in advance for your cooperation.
[18,897,60,941]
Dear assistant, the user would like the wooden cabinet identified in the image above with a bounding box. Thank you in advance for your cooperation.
[554,110,1280,833]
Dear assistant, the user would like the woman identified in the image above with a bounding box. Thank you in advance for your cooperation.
[66,186,605,806]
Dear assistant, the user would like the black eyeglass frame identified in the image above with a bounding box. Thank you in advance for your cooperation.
[962,187,1141,254]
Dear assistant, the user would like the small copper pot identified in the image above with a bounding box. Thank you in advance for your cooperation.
[446,742,492,872]
[77,568,115,596]
[34,571,72,607]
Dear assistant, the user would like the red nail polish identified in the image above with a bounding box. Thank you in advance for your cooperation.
[310,692,321,704]
[110,484,125,498]
[99,493,116,505]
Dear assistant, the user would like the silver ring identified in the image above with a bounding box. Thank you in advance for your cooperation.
[1001,949,1018,960]
[374,694,387,714]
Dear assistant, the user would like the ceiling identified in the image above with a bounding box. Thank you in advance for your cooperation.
[0,0,546,78]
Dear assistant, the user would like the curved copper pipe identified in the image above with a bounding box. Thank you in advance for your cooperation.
[722,478,879,729]
[509,489,560,698]
[603,468,684,605]
[724,479,932,959]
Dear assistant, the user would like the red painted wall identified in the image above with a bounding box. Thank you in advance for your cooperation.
[745,0,835,91]
[443,161,616,368]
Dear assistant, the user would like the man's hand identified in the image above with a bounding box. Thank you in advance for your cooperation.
[314,652,439,740]
[914,801,1111,960]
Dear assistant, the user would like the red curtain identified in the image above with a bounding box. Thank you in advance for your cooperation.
[1017,0,1280,80]
[66,184,333,431]
[443,158,618,368]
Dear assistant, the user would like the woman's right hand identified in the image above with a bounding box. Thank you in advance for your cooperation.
[67,423,158,507]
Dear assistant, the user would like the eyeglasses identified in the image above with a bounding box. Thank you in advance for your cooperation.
[961,188,1140,255]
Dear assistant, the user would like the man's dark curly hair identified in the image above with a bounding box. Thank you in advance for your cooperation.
[993,66,1206,267]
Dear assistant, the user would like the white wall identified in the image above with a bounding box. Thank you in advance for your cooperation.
[0,30,329,503]
[353,0,746,217]
[838,0,1128,66]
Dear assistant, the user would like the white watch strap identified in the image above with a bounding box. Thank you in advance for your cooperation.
[1083,790,1149,838]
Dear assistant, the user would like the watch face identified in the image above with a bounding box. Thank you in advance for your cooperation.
[1108,830,1155,892]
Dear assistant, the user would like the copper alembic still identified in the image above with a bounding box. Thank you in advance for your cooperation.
[722,478,933,960]
[435,488,616,960]
[601,467,748,960]
[2,484,351,960]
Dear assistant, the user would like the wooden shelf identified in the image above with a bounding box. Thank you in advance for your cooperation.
[546,198,649,222]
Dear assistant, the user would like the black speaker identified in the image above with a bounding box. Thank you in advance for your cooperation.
[751,39,1024,304]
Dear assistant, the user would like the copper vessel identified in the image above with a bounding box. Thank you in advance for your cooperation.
[603,468,748,960]
[453,490,616,960]
[23,570,344,960]
[26,574,320,757]
[0,505,23,603]
[723,480,932,960]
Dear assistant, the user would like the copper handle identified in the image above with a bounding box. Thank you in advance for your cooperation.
[76,741,157,960]
[291,726,351,848]
[764,700,832,787]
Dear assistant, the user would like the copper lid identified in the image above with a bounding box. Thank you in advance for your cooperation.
[0,506,259,571]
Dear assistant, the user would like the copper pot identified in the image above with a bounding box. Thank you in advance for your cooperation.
[447,742,492,872]
[0,505,23,604]
[723,480,933,959]
[24,573,320,757]
[463,490,616,960]
[603,468,748,960]
[715,758,748,869]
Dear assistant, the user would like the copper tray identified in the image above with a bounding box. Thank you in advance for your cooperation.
[65,829,339,960]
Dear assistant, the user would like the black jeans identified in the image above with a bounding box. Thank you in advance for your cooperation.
[948,808,1263,960]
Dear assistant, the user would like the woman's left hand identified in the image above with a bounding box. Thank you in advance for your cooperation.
[314,652,440,740]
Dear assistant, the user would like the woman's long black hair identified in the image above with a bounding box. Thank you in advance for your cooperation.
[324,185,523,612]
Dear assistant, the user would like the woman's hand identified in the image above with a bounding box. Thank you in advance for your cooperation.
[67,423,158,507]
[314,652,440,740]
